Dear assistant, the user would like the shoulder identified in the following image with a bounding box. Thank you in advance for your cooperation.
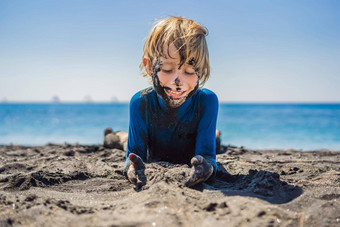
[196,88,219,106]
[130,87,155,108]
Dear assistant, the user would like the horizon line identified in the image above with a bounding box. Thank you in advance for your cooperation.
[1,100,340,105]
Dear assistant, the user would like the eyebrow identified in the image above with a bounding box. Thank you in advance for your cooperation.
[161,60,194,67]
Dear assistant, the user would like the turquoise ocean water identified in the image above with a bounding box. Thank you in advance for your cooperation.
[0,103,339,150]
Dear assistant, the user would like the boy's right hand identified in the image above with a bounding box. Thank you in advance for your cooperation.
[127,153,146,187]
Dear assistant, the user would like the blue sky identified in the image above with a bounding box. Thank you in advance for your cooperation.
[0,0,339,102]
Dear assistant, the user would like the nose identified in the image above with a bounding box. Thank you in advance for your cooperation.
[174,77,181,86]
[171,70,183,87]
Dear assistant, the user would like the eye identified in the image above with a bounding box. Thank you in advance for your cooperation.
[185,71,196,76]
[162,69,172,74]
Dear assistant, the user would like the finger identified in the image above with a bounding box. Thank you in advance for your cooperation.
[128,153,144,168]
[191,155,204,166]
[128,153,138,163]
[136,176,143,188]
[185,169,213,188]
[185,166,207,187]
[185,159,214,188]
[185,174,201,187]
[127,166,137,185]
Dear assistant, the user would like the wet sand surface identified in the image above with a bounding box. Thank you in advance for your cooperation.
[0,144,339,226]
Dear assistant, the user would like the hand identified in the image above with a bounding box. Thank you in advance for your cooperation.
[126,153,146,187]
[185,155,213,187]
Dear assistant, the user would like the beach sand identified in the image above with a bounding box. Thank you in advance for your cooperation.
[0,144,339,226]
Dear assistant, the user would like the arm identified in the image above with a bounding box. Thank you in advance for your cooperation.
[195,89,218,171]
[124,92,148,186]
[185,89,218,187]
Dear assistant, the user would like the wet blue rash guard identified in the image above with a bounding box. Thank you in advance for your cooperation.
[125,87,218,172]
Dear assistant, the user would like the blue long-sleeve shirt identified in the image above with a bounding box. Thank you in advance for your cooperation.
[125,87,218,171]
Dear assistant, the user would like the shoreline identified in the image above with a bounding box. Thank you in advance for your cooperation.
[0,144,339,226]
[1,143,339,153]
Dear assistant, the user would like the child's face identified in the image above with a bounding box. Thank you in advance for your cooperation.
[151,44,199,108]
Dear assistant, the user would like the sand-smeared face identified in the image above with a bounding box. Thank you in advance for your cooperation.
[152,44,199,109]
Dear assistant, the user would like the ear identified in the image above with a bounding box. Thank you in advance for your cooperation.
[143,58,152,75]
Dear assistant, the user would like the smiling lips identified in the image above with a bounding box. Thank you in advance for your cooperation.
[164,89,186,99]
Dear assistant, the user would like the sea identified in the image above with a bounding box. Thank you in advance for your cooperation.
[0,103,339,150]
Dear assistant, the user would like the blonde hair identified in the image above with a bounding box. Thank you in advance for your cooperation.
[140,16,210,86]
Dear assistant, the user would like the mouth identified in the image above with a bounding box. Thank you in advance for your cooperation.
[164,89,186,99]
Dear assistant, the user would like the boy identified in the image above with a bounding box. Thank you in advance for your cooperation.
[125,16,218,188]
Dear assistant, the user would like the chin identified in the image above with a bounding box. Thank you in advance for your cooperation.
[167,97,187,108]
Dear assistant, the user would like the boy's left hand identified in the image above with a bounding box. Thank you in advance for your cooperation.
[185,155,213,187]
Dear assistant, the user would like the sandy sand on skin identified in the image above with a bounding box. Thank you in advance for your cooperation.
[0,144,339,226]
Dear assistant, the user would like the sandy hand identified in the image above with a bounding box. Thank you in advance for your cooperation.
[185,155,213,187]
[127,153,146,187]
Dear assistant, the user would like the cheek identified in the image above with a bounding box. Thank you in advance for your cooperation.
[187,75,199,89]
[157,72,171,85]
